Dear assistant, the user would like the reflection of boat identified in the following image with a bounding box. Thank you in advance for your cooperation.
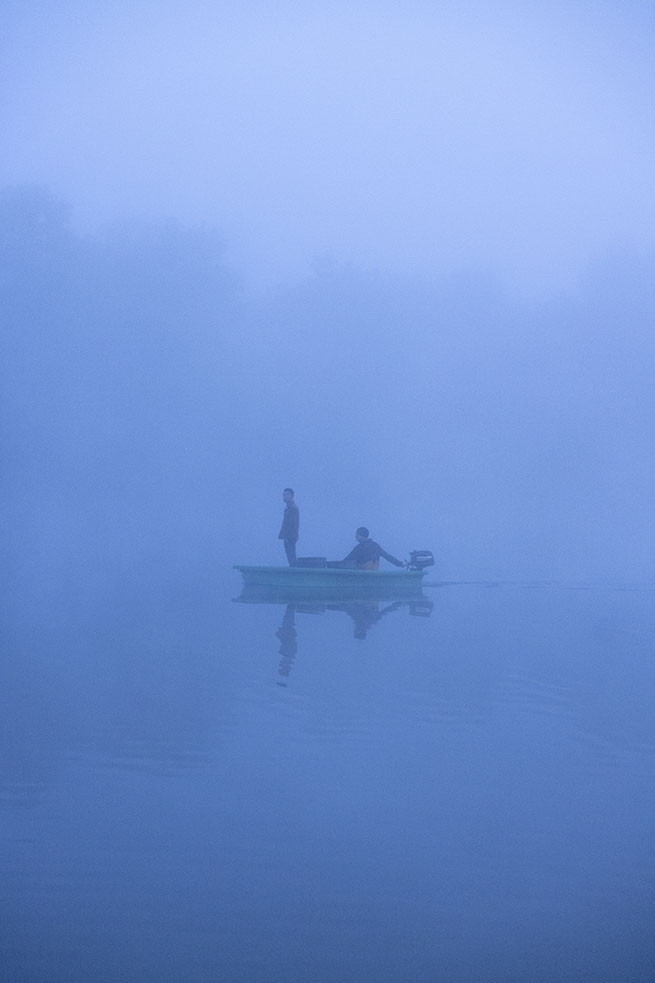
[235,583,430,606]
[233,565,426,590]
[233,583,433,682]
[234,585,433,630]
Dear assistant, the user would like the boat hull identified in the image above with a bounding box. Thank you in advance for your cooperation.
[233,565,425,591]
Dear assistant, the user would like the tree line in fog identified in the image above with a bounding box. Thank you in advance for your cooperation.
[3,184,654,586]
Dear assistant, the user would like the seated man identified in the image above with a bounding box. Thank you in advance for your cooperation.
[341,527,406,570]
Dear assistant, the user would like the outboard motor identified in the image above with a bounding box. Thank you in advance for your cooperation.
[408,550,435,571]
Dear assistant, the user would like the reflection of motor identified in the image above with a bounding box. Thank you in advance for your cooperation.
[409,598,434,617]
[408,550,434,571]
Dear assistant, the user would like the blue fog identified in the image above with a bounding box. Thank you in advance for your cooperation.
[2,2,655,980]
[3,187,653,586]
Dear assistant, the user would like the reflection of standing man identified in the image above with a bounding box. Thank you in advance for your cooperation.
[276,604,298,682]
[279,487,299,565]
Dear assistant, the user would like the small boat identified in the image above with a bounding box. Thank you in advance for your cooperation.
[233,564,426,591]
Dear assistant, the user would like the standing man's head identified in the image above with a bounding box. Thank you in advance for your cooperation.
[283,488,295,504]
[355,526,369,542]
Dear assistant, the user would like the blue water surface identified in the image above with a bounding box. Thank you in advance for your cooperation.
[2,574,654,982]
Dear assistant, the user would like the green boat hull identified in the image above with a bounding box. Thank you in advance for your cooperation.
[234,565,425,591]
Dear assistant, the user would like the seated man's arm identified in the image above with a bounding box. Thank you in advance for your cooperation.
[378,547,404,567]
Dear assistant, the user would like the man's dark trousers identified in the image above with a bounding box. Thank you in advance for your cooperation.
[284,540,297,565]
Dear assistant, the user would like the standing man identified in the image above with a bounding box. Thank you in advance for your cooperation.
[279,488,299,565]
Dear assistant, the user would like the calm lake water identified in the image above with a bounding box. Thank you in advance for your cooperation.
[3,574,654,982]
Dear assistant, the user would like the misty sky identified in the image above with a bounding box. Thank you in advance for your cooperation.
[3,0,655,294]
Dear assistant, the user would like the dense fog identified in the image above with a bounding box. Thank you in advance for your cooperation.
[3,185,654,602]
[2,2,655,604]
[3,11,655,980]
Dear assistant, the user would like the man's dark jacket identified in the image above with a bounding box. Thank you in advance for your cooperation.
[279,503,299,542]
[342,538,402,568]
